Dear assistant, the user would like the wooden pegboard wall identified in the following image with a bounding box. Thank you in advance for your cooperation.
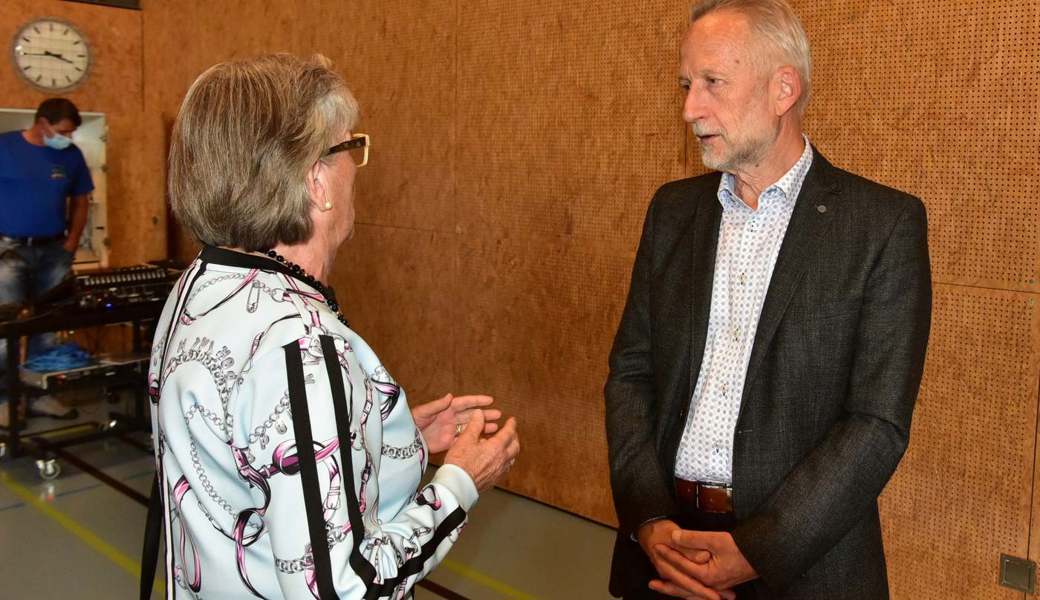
[880,285,1038,599]
[452,0,689,523]
[796,0,1040,290]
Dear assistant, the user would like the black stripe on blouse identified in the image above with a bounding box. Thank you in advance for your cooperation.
[285,335,468,599]
[284,341,338,599]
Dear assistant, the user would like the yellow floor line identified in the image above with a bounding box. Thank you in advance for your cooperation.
[439,558,538,600]
[3,467,528,600]
[0,470,165,597]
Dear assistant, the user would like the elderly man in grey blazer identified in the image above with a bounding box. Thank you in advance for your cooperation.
[605,1,931,599]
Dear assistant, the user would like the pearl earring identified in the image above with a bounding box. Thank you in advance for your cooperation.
[324,201,333,210]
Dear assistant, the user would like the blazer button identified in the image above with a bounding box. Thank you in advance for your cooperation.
[816,204,827,213]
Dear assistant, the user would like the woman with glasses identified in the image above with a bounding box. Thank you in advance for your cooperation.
[149,53,519,599]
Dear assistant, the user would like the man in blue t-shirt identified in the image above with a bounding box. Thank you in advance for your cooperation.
[0,98,95,423]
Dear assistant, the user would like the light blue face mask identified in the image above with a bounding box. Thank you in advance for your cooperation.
[44,133,72,150]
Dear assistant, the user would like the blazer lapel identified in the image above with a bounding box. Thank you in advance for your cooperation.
[739,149,841,409]
[688,187,723,400]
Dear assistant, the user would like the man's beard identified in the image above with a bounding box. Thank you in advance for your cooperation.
[693,125,772,173]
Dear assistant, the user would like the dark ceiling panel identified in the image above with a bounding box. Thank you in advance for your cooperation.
[62,0,140,10]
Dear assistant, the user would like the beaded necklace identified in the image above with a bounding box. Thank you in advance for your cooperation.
[261,249,350,328]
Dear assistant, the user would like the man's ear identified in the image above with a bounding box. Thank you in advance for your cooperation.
[773,65,802,116]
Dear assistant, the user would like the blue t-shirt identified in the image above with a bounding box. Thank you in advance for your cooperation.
[0,130,95,236]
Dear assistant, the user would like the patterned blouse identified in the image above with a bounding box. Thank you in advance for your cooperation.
[148,246,477,599]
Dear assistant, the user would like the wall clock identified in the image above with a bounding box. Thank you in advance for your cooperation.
[10,18,92,92]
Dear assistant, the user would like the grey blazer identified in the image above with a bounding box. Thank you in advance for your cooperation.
[605,149,931,599]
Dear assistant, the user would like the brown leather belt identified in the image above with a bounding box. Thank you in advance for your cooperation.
[675,478,734,514]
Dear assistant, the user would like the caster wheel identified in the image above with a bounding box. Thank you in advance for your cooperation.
[36,458,61,480]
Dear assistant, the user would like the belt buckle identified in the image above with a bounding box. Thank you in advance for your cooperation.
[695,481,733,514]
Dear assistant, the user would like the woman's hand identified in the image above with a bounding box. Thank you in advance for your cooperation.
[444,410,519,492]
[412,393,502,454]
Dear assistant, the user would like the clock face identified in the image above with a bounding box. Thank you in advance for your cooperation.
[11,19,92,92]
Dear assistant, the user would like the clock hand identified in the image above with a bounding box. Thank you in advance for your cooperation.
[20,50,75,64]
[43,50,75,64]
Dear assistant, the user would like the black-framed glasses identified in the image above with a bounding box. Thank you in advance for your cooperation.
[325,133,369,167]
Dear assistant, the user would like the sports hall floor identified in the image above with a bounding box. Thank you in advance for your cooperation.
[0,403,617,599]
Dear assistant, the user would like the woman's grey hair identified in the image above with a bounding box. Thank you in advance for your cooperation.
[168,53,359,251]
[690,0,812,114]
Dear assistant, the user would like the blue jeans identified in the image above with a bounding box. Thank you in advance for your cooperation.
[0,239,74,368]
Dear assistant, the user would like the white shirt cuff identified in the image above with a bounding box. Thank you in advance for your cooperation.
[431,463,480,512]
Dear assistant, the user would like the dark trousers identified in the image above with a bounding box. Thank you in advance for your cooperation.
[0,239,73,361]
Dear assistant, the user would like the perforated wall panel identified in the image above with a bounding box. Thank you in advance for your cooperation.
[454,0,688,523]
[794,0,1040,291]
[880,285,1037,599]
[305,0,458,235]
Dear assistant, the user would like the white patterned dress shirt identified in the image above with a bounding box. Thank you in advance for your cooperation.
[674,138,814,484]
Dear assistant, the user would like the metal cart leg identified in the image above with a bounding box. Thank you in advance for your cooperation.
[5,333,22,458]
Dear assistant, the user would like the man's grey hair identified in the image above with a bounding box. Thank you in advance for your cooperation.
[690,0,812,114]
[169,53,360,251]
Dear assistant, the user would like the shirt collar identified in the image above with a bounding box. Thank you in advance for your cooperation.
[198,245,337,302]
[717,135,814,212]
